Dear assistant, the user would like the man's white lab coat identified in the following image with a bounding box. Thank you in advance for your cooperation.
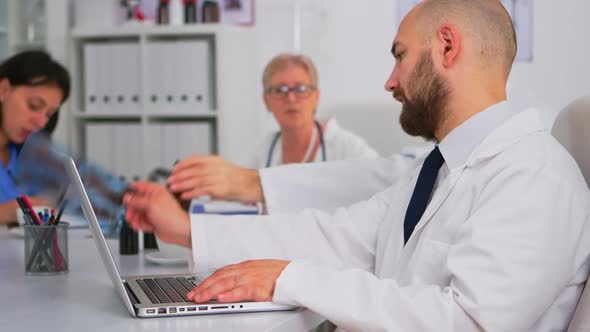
[191,109,590,331]
[256,120,434,215]
[259,154,415,214]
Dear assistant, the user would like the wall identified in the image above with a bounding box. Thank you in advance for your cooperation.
[508,1,590,126]
[252,0,415,157]
[50,0,590,156]
[250,0,590,156]
[45,0,69,146]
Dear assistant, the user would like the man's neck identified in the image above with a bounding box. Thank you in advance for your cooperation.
[435,89,507,142]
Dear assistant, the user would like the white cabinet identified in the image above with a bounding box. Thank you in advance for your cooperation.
[70,24,258,180]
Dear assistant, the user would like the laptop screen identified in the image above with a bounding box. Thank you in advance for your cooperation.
[62,155,136,316]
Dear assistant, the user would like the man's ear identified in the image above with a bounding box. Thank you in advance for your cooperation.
[438,24,461,68]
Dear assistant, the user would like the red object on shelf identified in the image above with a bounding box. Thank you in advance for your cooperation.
[133,6,146,21]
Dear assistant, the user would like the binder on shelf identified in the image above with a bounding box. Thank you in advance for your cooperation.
[177,122,212,158]
[119,42,141,114]
[83,43,98,113]
[161,41,178,114]
[97,43,109,114]
[145,41,167,114]
[83,41,140,115]
[126,43,141,114]
[86,123,143,180]
[162,124,179,168]
[107,43,121,114]
[179,40,210,113]
[145,124,161,173]
[85,123,113,171]
[174,41,190,113]
[145,124,176,173]
[166,122,212,164]
[144,39,211,114]
[113,124,142,180]
[145,122,212,172]
[107,42,141,115]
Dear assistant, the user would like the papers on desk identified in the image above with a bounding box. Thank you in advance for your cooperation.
[190,199,259,215]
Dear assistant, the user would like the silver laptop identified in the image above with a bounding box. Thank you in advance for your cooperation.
[63,156,297,317]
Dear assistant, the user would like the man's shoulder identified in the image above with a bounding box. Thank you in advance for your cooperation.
[475,129,586,194]
[467,108,586,189]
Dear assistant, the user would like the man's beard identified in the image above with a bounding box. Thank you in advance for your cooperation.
[396,51,450,141]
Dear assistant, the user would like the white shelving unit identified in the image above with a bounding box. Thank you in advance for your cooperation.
[0,0,12,61]
[69,24,258,180]
[0,0,48,62]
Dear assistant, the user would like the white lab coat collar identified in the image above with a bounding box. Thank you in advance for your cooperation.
[467,107,546,166]
[438,100,516,170]
[409,105,546,240]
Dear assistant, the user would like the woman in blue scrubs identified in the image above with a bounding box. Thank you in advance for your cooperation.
[0,50,70,225]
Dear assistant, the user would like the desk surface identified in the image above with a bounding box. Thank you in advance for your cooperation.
[0,228,324,331]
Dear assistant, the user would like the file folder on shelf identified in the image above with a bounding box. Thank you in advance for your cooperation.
[145,122,212,174]
[83,41,140,114]
[144,39,211,114]
[86,123,143,180]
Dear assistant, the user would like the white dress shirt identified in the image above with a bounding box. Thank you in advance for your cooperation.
[190,101,590,331]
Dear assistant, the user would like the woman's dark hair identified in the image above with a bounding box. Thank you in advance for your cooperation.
[0,50,71,135]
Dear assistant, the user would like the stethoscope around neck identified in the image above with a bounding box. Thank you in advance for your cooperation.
[266,120,326,168]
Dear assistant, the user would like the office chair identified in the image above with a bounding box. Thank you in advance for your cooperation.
[551,95,590,332]
[552,95,590,189]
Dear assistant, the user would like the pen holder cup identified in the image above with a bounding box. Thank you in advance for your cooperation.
[24,222,69,275]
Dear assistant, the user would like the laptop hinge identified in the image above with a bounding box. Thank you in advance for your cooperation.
[124,281,140,306]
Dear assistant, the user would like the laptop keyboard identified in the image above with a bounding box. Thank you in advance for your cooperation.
[136,277,200,304]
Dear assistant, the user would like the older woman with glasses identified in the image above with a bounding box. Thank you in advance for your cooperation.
[256,53,377,167]
[167,53,377,203]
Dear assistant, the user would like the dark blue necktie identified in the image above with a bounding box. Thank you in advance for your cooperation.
[403,146,445,244]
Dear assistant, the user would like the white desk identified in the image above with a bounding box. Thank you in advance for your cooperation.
[0,228,325,331]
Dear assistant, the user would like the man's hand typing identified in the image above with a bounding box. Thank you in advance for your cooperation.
[187,259,290,303]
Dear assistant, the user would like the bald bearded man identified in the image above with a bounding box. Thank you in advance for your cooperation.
[124,1,590,330]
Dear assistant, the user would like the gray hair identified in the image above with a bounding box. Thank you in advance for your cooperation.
[262,53,319,90]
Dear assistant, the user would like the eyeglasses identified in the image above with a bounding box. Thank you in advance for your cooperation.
[265,84,317,100]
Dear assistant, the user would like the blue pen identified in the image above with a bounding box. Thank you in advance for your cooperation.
[43,209,50,224]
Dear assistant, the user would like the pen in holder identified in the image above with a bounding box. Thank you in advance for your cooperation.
[23,222,69,275]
